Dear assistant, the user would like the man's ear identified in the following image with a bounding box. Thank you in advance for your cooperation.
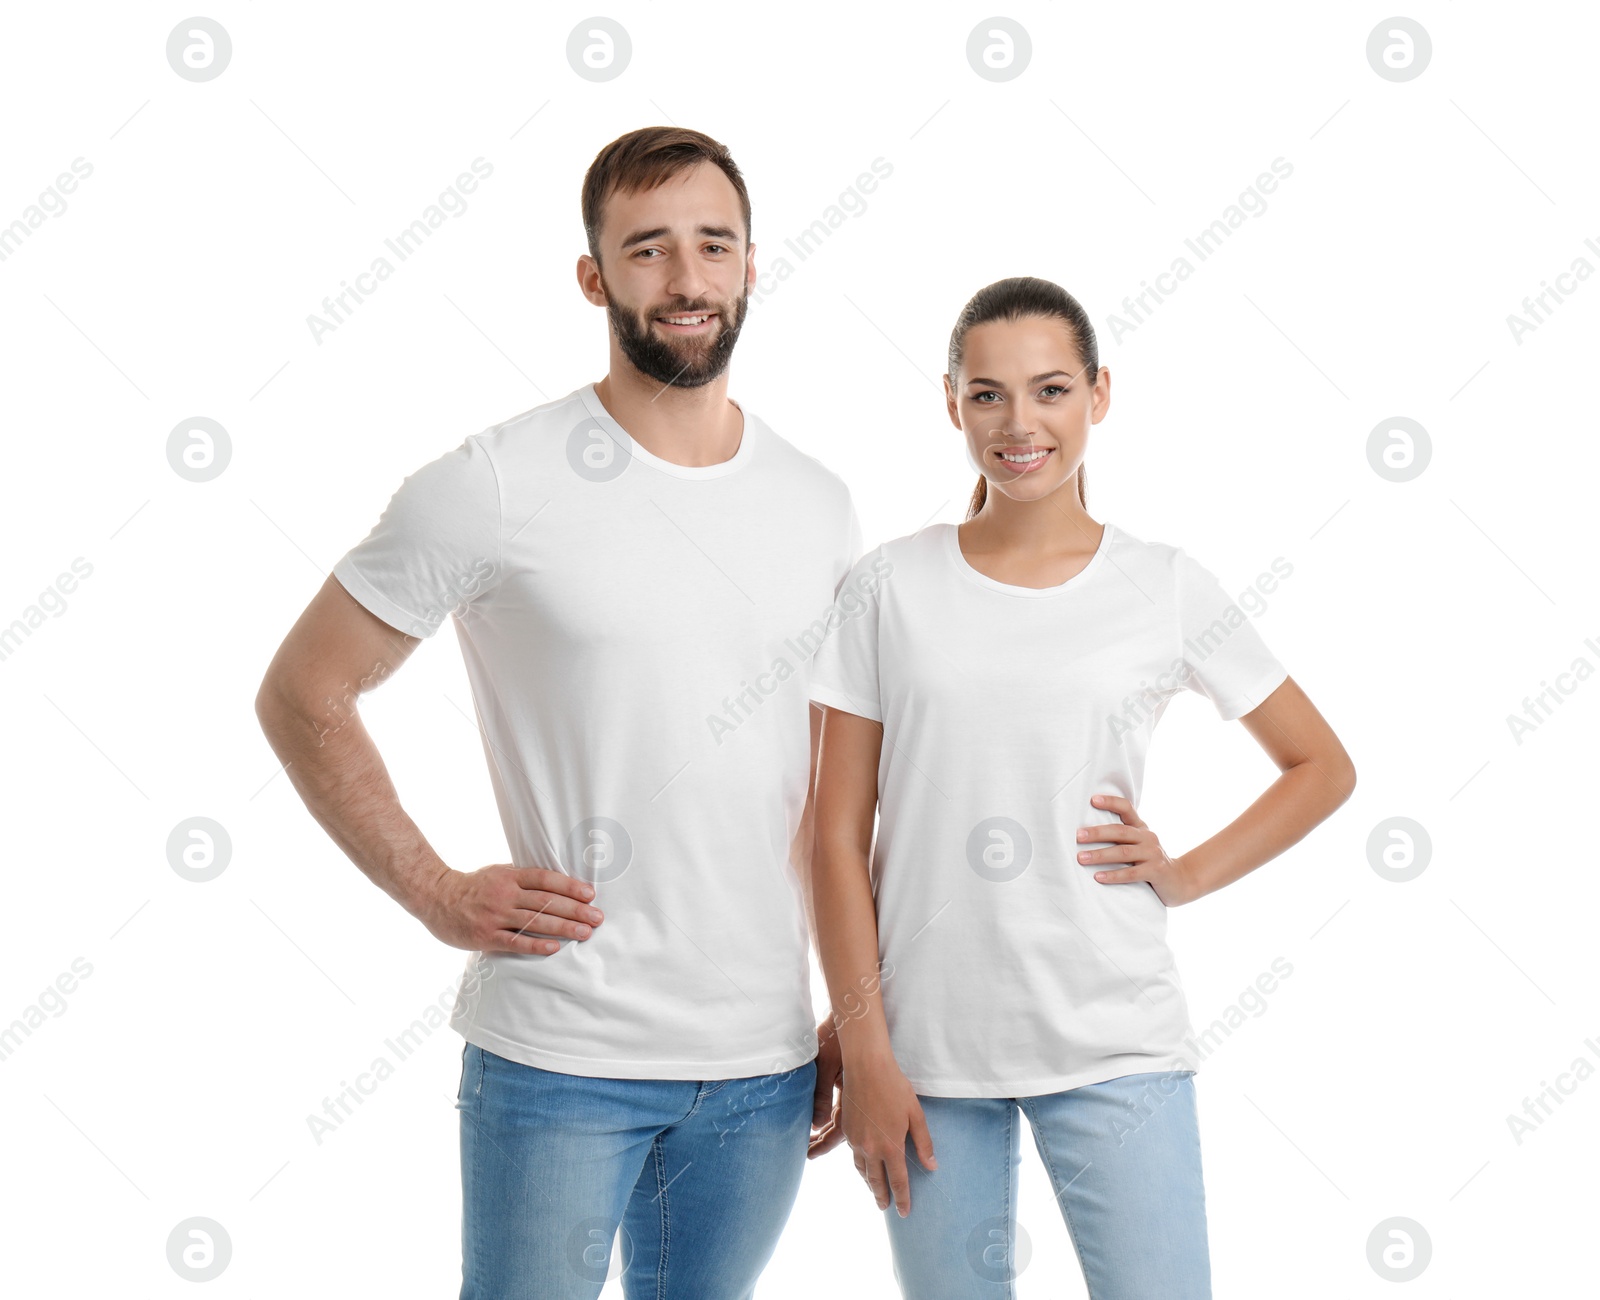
[575,253,607,307]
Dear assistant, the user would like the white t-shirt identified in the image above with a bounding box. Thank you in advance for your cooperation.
[807,520,1288,1097]
[333,383,861,1080]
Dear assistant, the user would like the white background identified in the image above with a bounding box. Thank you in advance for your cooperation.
[2,2,1596,1295]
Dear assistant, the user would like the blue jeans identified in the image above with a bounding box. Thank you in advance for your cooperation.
[456,1041,816,1299]
[884,1071,1211,1299]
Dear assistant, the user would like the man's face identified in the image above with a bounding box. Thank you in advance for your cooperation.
[591,162,753,389]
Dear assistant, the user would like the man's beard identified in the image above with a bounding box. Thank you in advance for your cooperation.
[603,281,748,389]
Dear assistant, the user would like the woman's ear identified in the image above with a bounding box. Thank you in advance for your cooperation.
[1090,365,1112,424]
[943,374,962,430]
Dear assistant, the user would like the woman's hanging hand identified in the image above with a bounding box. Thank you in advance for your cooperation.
[841,1052,937,1218]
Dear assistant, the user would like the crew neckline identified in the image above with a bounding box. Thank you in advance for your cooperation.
[578,382,757,480]
[943,520,1115,598]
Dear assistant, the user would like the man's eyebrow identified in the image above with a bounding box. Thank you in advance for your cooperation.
[619,224,742,250]
[965,370,1073,387]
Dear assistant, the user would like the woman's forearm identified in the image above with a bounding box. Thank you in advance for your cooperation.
[811,833,897,1064]
[1178,753,1356,902]
[811,707,901,1065]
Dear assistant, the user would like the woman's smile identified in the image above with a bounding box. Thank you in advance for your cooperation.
[994,445,1055,473]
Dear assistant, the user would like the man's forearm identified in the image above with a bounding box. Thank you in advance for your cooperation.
[256,683,447,920]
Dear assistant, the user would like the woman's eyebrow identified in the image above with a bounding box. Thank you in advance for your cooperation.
[966,369,1072,387]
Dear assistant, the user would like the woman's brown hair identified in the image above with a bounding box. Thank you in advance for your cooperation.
[947,277,1099,520]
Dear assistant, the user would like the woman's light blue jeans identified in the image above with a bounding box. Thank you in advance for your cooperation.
[456,1041,816,1299]
[884,1070,1211,1299]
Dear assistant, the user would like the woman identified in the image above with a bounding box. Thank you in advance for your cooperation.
[805,276,1355,1299]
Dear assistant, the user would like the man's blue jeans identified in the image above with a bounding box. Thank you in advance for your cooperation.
[883,1071,1212,1299]
[456,1041,816,1299]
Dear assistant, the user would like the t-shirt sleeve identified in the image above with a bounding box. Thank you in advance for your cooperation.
[839,497,866,588]
[1172,547,1288,721]
[331,435,503,639]
[808,544,885,723]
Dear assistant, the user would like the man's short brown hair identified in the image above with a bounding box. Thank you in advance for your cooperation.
[581,126,751,264]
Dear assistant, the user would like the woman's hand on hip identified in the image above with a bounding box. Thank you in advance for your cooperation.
[1078,793,1200,907]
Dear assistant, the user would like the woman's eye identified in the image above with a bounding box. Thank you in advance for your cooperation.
[973,391,999,403]
[1041,385,1067,398]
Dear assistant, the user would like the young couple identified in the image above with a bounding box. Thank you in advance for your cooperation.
[255,125,1355,1299]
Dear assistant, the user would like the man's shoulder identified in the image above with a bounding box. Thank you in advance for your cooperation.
[470,387,591,452]
[746,410,851,502]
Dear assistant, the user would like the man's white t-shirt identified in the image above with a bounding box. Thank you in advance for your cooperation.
[807,520,1289,1097]
[332,383,861,1080]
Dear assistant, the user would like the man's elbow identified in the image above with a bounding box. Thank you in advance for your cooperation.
[254,673,280,732]
[254,666,292,727]
[254,668,313,742]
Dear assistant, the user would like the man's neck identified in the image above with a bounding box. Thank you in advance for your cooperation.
[593,366,744,469]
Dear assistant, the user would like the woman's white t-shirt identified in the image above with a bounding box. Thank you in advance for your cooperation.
[807,520,1289,1097]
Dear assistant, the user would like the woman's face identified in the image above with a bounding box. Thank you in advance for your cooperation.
[944,315,1110,506]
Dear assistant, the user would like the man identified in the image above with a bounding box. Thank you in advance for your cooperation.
[255,126,860,1298]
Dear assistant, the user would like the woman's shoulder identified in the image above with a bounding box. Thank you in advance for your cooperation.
[1105,521,1194,570]
[854,521,951,568]
[1107,525,1267,609]
[1101,523,1217,602]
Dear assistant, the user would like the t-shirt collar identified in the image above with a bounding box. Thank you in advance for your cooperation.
[578,382,757,480]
